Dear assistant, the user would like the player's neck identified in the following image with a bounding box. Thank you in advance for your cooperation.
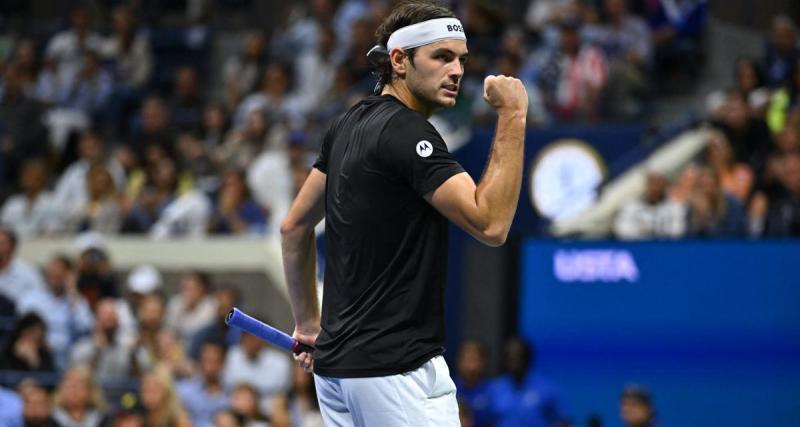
[382,82,434,118]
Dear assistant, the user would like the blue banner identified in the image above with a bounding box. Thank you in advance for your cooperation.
[519,240,800,426]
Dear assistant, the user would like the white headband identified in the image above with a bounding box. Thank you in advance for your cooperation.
[386,17,466,50]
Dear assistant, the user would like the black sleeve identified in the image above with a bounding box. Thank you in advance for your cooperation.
[379,110,465,197]
[314,115,343,173]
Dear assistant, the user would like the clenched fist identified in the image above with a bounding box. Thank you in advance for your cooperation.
[483,75,528,115]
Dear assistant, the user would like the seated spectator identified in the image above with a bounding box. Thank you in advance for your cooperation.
[149,188,212,239]
[454,340,492,427]
[767,57,800,134]
[177,341,230,427]
[0,63,49,194]
[152,329,195,380]
[212,408,246,427]
[614,168,687,239]
[129,97,175,158]
[0,313,56,373]
[712,91,773,170]
[131,293,167,376]
[583,0,652,119]
[486,337,567,427]
[620,384,659,427]
[246,147,294,235]
[222,30,270,110]
[0,227,46,305]
[75,246,119,309]
[218,108,283,170]
[139,365,193,427]
[70,298,134,381]
[762,15,800,88]
[7,38,41,92]
[189,285,242,359]
[705,131,754,202]
[17,255,94,371]
[169,65,205,132]
[538,17,607,122]
[222,332,292,406]
[100,4,153,90]
[759,151,800,237]
[708,58,770,119]
[0,385,23,427]
[686,166,747,237]
[208,169,268,236]
[43,6,104,87]
[271,364,323,427]
[228,383,270,426]
[19,380,57,427]
[1,158,61,238]
[234,62,304,131]
[54,131,126,227]
[65,164,123,234]
[295,25,341,115]
[166,271,217,347]
[644,0,707,85]
[200,103,231,151]
[176,132,220,195]
[51,365,108,427]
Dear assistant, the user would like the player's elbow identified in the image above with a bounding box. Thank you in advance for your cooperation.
[280,218,307,238]
[477,225,509,247]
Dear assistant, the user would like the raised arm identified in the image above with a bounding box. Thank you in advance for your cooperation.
[426,75,528,246]
[279,168,326,340]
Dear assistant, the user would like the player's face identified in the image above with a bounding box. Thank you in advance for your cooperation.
[405,39,468,110]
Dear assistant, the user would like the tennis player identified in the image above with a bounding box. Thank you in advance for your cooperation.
[280,1,528,425]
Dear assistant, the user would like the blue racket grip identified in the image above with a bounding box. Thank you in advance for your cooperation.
[225,308,314,354]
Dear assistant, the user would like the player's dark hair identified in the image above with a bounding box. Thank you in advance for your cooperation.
[371,0,456,93]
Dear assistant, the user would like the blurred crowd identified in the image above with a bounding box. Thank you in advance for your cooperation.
[613,13,800,240]
[0,0,710,241]
[0,226,321,427]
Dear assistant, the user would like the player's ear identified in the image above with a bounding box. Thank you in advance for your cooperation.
[389,48,408,78]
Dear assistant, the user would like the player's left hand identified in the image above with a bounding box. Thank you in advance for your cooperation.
[292,327,318,373]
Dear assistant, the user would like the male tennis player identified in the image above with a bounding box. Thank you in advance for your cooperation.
[280,1,527,425]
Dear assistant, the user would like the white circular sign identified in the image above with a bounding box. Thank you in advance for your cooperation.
[416,140,433,158]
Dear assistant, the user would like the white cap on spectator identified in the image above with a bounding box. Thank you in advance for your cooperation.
[127,265,163,294]
[73,231,108,253]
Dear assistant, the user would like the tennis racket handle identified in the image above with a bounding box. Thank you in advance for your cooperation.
[226,308,315,355]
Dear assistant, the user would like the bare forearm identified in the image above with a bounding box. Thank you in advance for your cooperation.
[475,110,526,239]
[281,225,320,332]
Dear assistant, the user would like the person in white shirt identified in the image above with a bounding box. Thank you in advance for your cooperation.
[0,158,62,238]
[0,228,46,305]
[222,331,291,407]
[614,169,687,239]
[165,271,217,348]
[16,255,93,371]
[43,7,105,86]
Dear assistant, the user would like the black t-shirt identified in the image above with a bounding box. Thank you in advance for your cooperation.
[312,95,465,377]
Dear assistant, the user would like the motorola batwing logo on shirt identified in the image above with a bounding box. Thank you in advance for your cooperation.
[416,140,433,158]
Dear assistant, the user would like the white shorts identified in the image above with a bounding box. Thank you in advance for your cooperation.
[314,356,460,427]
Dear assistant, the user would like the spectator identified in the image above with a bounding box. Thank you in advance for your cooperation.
[271,364,323,427]
[705,131,754,202]
[644,0,707,86]
[165,270,217,347]
[70,298,134,381]
[177,341,230,427]
[0,227,47,306]
[207,168,268,236]
[130,97,175,157]
[0,385,23,427]
[53,131,126,228]
[152,329,195,379]
[65,164,123,234]
[222,331,292,405]
[0,313,56,373]
[176,132,220,194]
[686,166,747,237]
[454,340,492,427]
[228,383,270,426]
[712,91,773,170]
[101,5,153,90]
[1,158,62,238]
[767,57,800,134]
[486,337,567,427]
[234,62,304,131]
[538,17,607,122]
[75,246,119,309]
[620,385,659,427]
[7,39,41,92]
[295,25,341,114]
[584,0,652,119]
[43,7,104,87]
[222,30,270,110]
[217,109,274,170]
[245,145,295,236]
[51,365,108,427]
[169,65,205,132]
[0,63,49,193]
[16,254,94,371]
[120,263,163,331]
[189,285,242,359]
[762,15,800,88]
[614,168,687,239]
[212,409,245,427]
[200,103,231,151]
[139,365,193,427]
[131,292,167,376]
[19,381,57,427]
[760,151,800,237]
[122,155,181,234]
